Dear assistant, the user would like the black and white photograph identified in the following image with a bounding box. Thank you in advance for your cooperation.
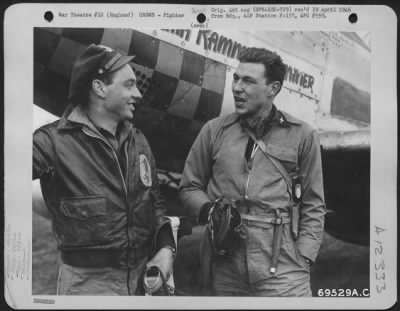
[4,4,397,309]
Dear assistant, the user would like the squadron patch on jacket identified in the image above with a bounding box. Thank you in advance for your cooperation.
[139,154,152,187]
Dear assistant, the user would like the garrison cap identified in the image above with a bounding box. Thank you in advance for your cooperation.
[68,44,135,100]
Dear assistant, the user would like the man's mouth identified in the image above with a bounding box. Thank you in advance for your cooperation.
[128,102,136,111]
[234,97,247,107]
[234,96,246,103]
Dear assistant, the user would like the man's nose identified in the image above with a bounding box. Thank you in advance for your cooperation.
[232,80,244,94]
[132,85,142,100]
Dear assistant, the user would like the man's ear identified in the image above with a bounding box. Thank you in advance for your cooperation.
[267,81,281,97]
[92,79,107,98]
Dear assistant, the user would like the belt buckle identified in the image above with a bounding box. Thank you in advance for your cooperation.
[274,217,283,225]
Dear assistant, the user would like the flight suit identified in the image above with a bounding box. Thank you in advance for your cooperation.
[179,108,326,296]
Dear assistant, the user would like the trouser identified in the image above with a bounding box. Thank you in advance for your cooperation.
[212,223,312,296]
[56,257,147,296]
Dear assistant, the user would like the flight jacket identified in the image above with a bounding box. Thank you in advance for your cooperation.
[33,105,170,268]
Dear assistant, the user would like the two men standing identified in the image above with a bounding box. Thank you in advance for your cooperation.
[33,42,325,296]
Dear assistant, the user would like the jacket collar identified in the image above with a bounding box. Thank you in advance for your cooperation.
[57,104,135,139]
[222,105,301,129]
[278,110,302,126]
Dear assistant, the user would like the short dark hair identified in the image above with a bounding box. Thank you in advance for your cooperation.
[238,47,286,86]
[71,70,116,107]
[92,69,116,86]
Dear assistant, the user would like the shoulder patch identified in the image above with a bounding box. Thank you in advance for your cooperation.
[279,111,302,125]
[139,154,152,187]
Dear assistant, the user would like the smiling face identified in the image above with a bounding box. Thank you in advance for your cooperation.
[102,64,142,122]
[232,62,276,120]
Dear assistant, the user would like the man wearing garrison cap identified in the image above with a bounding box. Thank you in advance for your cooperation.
[33,44,176,295]
[179,47,326,296]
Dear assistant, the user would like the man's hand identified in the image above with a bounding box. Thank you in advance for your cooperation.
[146,247,175,281]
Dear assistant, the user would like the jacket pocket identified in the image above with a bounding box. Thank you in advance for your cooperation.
[265,144,298,175]
[59,196,111,247]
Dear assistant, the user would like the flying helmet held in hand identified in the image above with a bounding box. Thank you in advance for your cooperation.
[207,198,245,257]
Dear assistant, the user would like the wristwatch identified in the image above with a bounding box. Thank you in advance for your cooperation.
[162,245,177,258]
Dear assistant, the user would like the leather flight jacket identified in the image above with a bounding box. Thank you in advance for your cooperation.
[33,105,167,268]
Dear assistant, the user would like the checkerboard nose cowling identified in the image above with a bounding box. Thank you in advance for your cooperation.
[34,28,228,174]
[34,28,227,121]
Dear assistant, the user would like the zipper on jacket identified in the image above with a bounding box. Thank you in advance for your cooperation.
[124,138,130,190]
[83,129,128,196]
[245,174,250,199]
[123,134,134,291]
[83,127,133,293]
[244,143,259,200]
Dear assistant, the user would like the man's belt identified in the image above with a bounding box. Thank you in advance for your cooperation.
[240,210,291,275]
[240,212,290,226]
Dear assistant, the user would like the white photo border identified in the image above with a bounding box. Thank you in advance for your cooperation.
[4,3,397,309]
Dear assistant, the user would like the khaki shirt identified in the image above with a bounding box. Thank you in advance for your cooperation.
[179,109,326,262]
